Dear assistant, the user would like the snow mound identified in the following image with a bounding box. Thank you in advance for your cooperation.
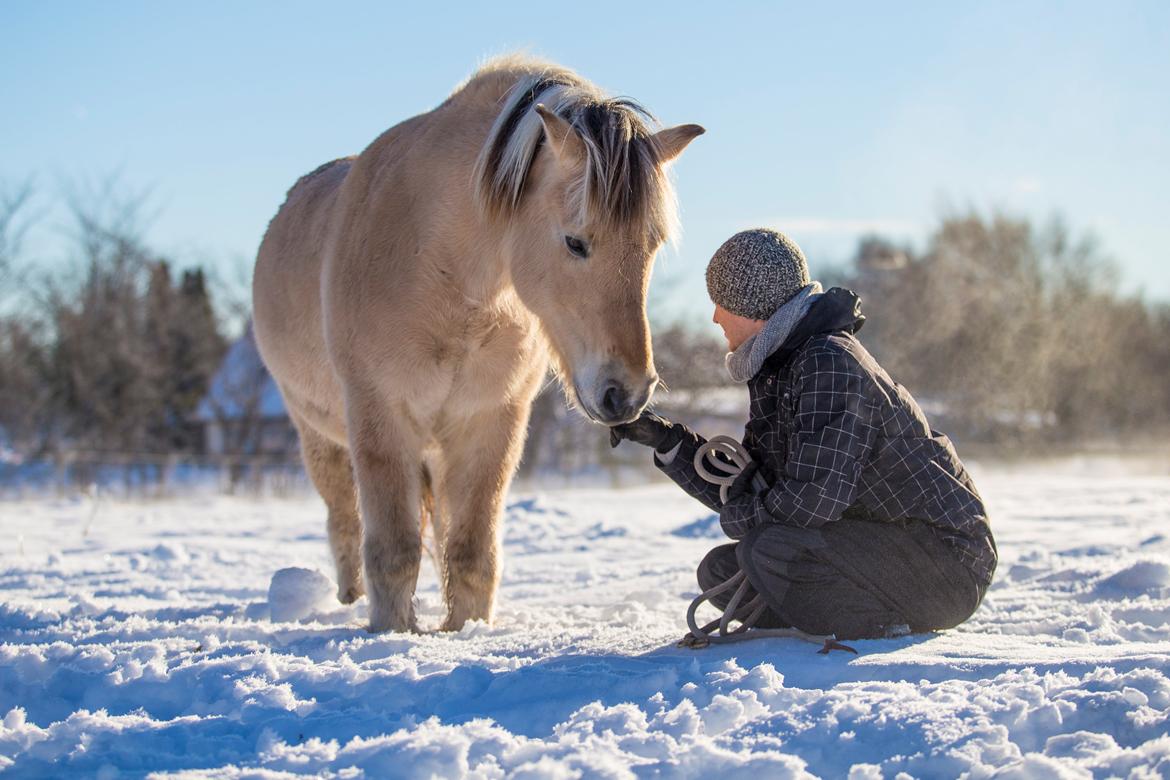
[1095,559,1170,598]
[267,567,337,622]
[150,542,188,563]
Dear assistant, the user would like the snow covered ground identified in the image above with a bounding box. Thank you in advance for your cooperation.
[1,459,1169,778]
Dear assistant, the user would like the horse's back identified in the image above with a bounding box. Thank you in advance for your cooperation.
[252,62,536,442]
[252,156,355,444]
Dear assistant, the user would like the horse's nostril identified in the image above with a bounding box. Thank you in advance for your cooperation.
[601,385,626,418]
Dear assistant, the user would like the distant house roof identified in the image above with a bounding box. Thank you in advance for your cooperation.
[195,323,287,422]
[0,427,18,464]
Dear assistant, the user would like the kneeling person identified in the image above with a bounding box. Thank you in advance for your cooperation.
[612,229,997,641]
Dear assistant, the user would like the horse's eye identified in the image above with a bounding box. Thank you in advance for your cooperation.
[564,235,589,258]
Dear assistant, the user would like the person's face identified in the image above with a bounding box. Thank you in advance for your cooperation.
[712,303,767,351]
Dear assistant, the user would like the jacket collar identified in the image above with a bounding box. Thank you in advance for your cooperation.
[760,287,865,374]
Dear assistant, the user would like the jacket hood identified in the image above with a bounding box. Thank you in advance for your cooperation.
[764,287,865,370]
[808,287,865,334]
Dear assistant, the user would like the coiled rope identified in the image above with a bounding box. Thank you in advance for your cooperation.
[679,436,857,654]
[692,435,769,504]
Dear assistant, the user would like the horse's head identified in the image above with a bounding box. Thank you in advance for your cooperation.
[477,79,702,425]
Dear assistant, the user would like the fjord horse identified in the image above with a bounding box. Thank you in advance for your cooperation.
[252,56,703,631]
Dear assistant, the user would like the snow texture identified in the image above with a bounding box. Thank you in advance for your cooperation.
[1,462,1169,777]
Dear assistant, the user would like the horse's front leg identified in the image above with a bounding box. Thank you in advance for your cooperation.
[347,395,424,633]
[436,403,529,630]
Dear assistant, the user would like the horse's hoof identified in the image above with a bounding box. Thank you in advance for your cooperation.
[366,619,419,635]
[439,612,491,632]
[337,585,364,604]
[366,602,418,634]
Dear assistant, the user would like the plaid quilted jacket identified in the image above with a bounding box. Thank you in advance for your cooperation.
[658,288,998,587]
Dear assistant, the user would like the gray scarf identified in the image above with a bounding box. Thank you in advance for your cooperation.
[725,282,823,383]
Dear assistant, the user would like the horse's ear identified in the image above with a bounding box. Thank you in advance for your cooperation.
[535,104,586,168]
[651,124,705,164]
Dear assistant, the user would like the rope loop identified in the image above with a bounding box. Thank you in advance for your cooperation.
[694,434,768,503]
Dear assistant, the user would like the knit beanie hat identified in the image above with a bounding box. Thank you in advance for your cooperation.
[705,228,810,320]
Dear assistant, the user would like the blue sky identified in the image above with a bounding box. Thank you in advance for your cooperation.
[2,2,1168,322]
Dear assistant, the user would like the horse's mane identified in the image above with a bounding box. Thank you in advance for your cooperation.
[471,59,676,241]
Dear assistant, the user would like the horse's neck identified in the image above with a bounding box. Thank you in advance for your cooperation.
[360,66,542,333]
[460,244,533,329]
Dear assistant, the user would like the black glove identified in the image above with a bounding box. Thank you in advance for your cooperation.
[609,411,684,453]
[725,462,760,501]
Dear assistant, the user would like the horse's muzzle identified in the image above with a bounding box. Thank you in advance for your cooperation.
[593,375,657,425]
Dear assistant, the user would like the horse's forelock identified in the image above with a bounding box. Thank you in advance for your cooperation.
[473,70,675,242]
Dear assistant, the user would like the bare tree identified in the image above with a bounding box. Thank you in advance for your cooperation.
[0,182,52,454]
[13,178,226,458]
[0,181,37,313]
[203,253,255,341]
[839,209,1169,443]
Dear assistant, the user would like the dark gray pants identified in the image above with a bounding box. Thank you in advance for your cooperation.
[696,518,985,640]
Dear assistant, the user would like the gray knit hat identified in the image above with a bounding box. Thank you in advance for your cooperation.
[705,228,810,320]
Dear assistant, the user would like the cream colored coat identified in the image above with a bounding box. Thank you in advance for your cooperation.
[253,56,702,632]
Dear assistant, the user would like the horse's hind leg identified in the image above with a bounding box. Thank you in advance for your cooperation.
[296,421,364,604]
[436,403,529,630]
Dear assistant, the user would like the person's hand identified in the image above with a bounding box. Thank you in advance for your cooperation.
[609,411,682,452]
[725,462,760,501]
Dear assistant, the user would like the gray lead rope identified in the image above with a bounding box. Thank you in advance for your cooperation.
[678,436,857,655]
[691,435,769,504]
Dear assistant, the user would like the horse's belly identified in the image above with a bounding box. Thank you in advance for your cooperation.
[254,284,348,443]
